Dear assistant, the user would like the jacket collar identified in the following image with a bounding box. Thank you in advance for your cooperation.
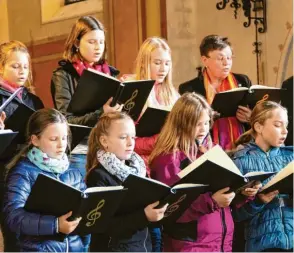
[0,86,27,104]
[233,140,291,158]
[58,60,120,78]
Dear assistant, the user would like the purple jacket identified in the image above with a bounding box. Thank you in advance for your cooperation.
[150,152,234,252]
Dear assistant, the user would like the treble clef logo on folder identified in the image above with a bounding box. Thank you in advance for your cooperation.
[256,94,269,105]
[123,90,138,113]
[164,194,186,217]
[86,199,105,227]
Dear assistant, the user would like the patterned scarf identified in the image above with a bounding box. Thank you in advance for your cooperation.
[0,77,23,100]
[73,59,111,76]
[27,147,69,174]
[97,150,146,182]
[203,69,245,151]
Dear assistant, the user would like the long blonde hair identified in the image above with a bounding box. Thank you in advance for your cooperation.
[86,112,133,174]
[63,16,107,63]
[0,40,34,92]
[149,93,214,164]
[134,37,177,106]
[235,101,287,147]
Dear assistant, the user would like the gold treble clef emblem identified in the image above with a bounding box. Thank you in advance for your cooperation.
[256,94,269,105]
[86,199,105,227]
[123,90,138,113]
[164,194,187,218]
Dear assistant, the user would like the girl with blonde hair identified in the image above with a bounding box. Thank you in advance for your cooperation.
[0,40,43,115]
[132,37,179,251]
[149,93,258,252]
[85,111,167,252]
[134,36,179,109]
[133,37,179,175]
[0,41,44,251]
[232,101,293,252]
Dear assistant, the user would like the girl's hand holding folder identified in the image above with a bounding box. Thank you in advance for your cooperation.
[212,187,236,208]
[144,201,168,222]
[58,211,82,234]
[257,190,279,204]
[241,182,262,197]
[103,97,123,113]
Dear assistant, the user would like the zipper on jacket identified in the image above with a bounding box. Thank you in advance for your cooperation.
[279,205,289,249]
[143,227,148,252]
[220,208,227,252]
[65,237,69,253]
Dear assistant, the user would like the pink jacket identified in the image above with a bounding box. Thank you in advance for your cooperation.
[134,134,158,177]
[150,151,234,252]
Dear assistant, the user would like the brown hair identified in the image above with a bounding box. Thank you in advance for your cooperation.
[149,92,214,164]
[86,112,133,174]
[200,35,232,57]
[235,101,287,147]
[6,108,71,172]
[0,40,34,92]
[63,16,107,63]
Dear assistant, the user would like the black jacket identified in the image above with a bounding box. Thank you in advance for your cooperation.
[86,165,152,252]
[179,72,252,96]
[0,86,43,119]
[178,72,252,139]
[0,86,44,159]
[51,60,119,127]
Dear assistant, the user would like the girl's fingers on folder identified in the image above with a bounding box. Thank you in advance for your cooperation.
[212,187,235,207]
[0,111,6,130]
[241,182,262,196]
[103,97,122,113]
[0,111,6,121]
[149,201,160,208]
[118,104,124,112]
[253,182,262,189]
[242,188,258,197]
[58,211,81,234]
[257,190,279,204]
[144,201,167,222]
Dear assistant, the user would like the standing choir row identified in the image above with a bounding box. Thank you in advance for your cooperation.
[0,15,292,252]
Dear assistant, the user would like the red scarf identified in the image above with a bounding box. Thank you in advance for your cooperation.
[73,59,111,76]
[203,69,245,151]
[0,77,23,100]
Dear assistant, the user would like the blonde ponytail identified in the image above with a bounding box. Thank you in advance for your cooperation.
[234,129,254,147]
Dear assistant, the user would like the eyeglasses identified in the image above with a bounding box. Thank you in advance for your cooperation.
[207,55,235,63]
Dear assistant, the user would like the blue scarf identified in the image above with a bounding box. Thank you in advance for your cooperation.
[27,147,69,174]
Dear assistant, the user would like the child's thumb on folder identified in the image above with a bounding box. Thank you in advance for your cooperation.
[218,187,230,194]
[150,201,160,208]
[64,211,73,218]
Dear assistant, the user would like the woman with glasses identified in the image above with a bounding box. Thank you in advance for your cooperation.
[179,35,252,151]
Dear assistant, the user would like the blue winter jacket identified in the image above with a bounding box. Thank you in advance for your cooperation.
[2,158,91,252]
[232,142,293,252]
